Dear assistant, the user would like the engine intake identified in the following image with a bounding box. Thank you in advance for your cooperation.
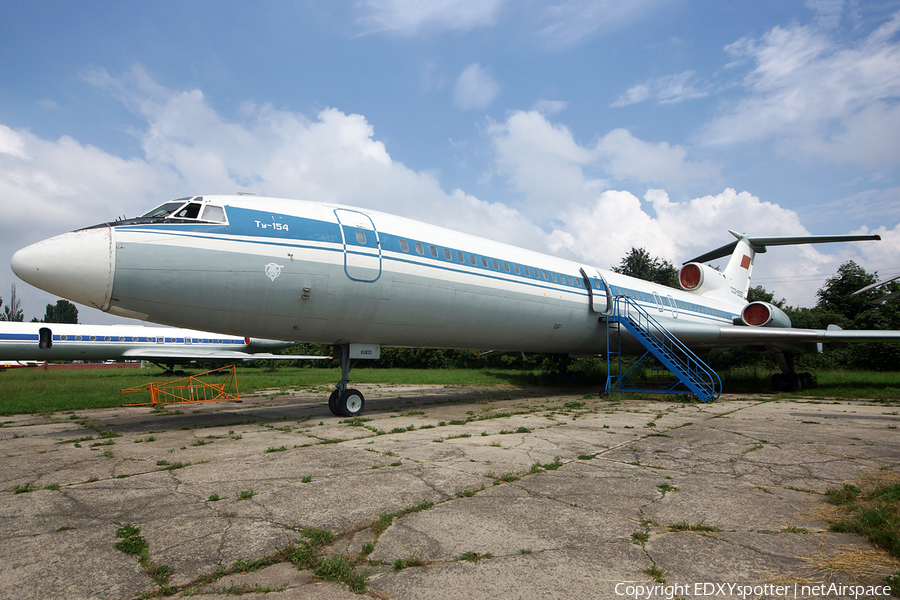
[740,301,792,328]
[679,262,727,295]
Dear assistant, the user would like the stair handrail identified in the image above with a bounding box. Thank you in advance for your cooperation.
[609,295,721,400]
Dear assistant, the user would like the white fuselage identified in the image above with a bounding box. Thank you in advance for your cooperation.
[10,195,744,355]
[0,322,286,362]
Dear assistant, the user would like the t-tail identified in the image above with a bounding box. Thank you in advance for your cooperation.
[678,230,882,308]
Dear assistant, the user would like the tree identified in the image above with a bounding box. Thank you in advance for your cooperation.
[42,299,79,324]
[816,261,879,321]
[612,247,679,288]
[746,285,785,308]
[1,285,24,322]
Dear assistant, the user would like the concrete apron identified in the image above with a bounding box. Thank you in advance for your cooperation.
[0,385,897,599]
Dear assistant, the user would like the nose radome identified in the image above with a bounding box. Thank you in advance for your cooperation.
[11,227,115,311]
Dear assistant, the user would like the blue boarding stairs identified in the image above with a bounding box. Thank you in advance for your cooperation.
[604,295,721,402]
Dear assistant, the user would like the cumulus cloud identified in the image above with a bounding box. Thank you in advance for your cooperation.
[453,63,501,111]
[487,109,896,305]
[701,11,900,168]
[2,70,895,318]
[489,111,719,220]
[355,0,506,35]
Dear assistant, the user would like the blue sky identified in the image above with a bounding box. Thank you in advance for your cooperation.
[2,0,900,321]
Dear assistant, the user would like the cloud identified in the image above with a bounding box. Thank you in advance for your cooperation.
[531,99,569,115]
[487,109,890,305]
[2,70,892,319]
[489,111,719,220]
[611,70,707,107]
[355,0,506,35]
[701,11,900,168]
[453,63,501,111]
[536,0,673,47]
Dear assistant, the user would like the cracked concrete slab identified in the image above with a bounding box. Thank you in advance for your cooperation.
[0,386,898,599]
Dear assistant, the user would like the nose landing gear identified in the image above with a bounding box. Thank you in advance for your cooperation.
[327,343,374,417]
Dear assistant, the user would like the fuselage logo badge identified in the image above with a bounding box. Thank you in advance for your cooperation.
[264,263,284,282]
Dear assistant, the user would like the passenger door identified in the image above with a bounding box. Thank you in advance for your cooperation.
[334,209,382,282]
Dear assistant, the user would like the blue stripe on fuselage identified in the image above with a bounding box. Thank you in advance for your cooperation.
[115,208,737,325]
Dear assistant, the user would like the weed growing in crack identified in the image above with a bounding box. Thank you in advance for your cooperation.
[668,520,720,533]
[114,524,174,592]
[455,551,492,563]
[632,531,650,546]
[643,564,667,583]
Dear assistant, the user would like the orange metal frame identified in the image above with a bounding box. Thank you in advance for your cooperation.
[121,365,240,406]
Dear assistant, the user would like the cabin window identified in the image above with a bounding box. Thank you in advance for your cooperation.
[60,335,68,341]
[457,251,464,263]
[355,230,367,244]
[551,272,558,283]
[415,242,424,255]
[503,262,510,273]
[175,203,202,219]
[104,336,111,341]
[542,271,549,281]
[514,264,521,275]
[430,245,438,258]
[444,248,452,260]
[89,336,96,341]
[399,239,409,252]
[132,337,139,342]
[201,205,226,222]
[576,279,582,288]
[523,266,530,277]
[75,335,82,341]
[469,254,477,265]
[481,257,488,268]
[492,259,500,270]
[118,336,125,341]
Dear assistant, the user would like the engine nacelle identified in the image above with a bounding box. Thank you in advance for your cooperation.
[679,262,727,295]
[740,301,792,328]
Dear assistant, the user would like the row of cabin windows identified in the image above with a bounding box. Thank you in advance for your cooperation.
[396,237,587,289]
[614,286,729,319]
[57,335,238,343]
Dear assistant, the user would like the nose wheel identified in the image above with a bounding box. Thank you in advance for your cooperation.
[327,344,366,417]
[328,388,365,417]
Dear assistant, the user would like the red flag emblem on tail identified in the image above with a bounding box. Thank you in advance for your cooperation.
[741,255,752,269]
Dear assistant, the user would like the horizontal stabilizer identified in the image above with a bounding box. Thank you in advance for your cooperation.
[851,273,900,296]
[686,232,881,265]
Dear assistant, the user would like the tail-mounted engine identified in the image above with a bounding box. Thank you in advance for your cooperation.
[739,301,792,328]
[679,263,728,295]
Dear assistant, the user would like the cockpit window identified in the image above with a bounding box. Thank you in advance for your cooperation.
[201,205,226,223]
[175,203,202,219]
[141,200,191,219]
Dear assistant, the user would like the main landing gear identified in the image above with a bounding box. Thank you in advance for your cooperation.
[771,351,815,392]
[328,344,365,417]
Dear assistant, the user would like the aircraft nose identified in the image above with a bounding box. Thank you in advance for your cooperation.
[11,227,115,311]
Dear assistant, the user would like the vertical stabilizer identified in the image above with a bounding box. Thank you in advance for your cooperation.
[721,230,755,300]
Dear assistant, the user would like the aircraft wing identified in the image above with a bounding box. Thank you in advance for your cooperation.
[666,322,900,350]
[121,349,330,361]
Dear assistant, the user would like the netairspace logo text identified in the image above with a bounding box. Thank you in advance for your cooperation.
[614,582,892,599]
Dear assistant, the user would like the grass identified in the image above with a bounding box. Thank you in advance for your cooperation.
[825,478,900,557]
[287,528,369,594]
[4,365,900,416]
[0,366,547,415]
[668,520,721,533]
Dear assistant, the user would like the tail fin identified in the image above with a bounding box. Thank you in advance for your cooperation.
[683,231,881,301]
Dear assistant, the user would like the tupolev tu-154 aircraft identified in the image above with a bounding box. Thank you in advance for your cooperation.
[0,321,321,373]
[10,194,900,416]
